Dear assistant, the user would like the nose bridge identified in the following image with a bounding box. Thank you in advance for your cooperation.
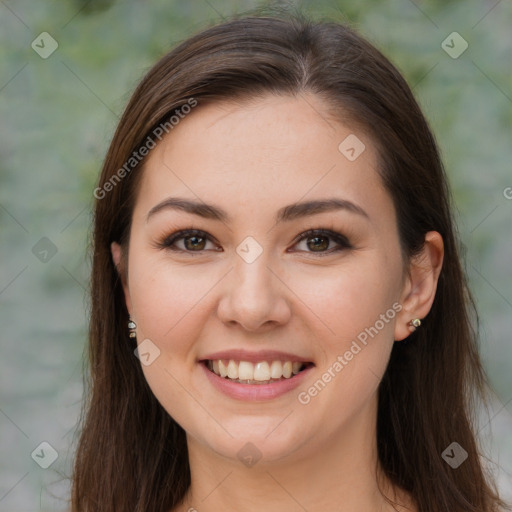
[232,244,277,307]
[234,248,273,294]
[217,239,291,330]
[232,233,275,288]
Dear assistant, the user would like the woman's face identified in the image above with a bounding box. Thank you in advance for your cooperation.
[114,93,411,466]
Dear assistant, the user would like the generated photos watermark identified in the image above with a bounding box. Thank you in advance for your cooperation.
[441,441,468,469]
[93,97,198,200]
[134,338,161,366]
[297,302,402,405]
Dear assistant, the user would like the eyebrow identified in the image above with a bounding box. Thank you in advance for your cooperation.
[146,196,369,223]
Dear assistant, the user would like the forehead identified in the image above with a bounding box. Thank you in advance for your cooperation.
[134,93,392,224]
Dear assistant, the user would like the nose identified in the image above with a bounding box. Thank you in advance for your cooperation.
[217,253,292,332]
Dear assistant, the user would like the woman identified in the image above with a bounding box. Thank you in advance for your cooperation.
[73,12,509,512]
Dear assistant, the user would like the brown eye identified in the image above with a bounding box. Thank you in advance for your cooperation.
[183,234,207,251]
[159,229,219,252]
[292,229,352,255]
[306,235,330,252]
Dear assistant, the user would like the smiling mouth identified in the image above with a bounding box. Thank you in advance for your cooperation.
[202,359,314,385]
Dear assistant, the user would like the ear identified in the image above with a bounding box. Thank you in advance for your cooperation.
[394,231,444,341]
[111,241,133,315]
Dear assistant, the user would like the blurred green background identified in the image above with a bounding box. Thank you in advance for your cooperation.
[1,0,511,509]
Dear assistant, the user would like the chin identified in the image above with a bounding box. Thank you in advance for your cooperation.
[193,417,313,467]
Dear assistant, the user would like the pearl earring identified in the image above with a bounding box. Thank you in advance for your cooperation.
[408,318,421,330]
[128,318,137,339]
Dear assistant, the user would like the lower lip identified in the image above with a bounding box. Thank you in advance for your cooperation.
[200,362,314,401]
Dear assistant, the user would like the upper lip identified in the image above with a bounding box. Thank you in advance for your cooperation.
[200,349,314,364]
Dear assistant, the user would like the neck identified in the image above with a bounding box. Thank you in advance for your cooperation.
[174,396,414,512]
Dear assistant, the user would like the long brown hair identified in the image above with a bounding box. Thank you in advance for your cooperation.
[72,10,509,512]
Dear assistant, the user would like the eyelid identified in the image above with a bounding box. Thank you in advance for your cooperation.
[291,228,351,248]
[157,229,220,252]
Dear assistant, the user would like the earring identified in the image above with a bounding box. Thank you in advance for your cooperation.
[408,318,421,331]
[128,318,137,339]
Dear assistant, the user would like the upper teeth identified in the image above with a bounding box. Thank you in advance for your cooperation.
[208,360,304,381]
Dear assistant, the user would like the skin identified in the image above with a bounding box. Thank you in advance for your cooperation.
[112,93,443,512]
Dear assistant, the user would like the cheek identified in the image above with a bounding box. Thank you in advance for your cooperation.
[290,256,401,407]
[290,257,401,345]
[291,282,397,427]
[126,252,216,427]
[127,250,216,345]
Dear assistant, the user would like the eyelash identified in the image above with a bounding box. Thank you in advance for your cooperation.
[157,228,353,256]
